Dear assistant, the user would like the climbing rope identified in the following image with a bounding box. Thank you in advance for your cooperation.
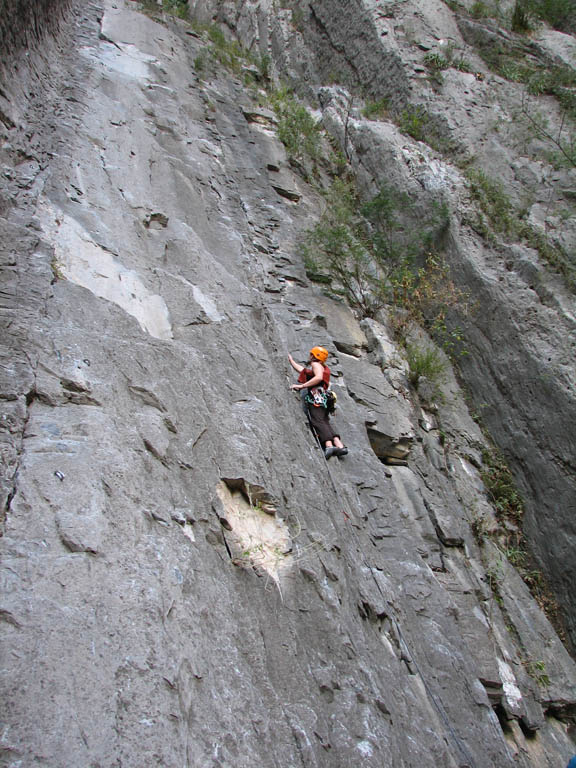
[297,388,478,768]
[302,393,350,520]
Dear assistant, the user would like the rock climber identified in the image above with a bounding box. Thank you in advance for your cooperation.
[288,346,348,459]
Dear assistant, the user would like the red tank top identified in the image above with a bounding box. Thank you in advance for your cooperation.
[298,365,330,389]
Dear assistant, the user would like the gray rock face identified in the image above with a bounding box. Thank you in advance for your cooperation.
[1,1,575,767]
[195,0,576,651]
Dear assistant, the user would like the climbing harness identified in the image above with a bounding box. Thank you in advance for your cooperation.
[305,386,328,408]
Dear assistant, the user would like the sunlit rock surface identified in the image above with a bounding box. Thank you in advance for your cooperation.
[1,1,575,766]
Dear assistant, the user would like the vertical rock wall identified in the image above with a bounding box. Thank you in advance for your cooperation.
[1,1,575,766]
[0,0,74,61]
[190,0,576,652]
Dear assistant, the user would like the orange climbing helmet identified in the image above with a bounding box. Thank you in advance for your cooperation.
[309,346,329,363]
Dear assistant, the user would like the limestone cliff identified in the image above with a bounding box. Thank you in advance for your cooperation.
[1,1,575,767]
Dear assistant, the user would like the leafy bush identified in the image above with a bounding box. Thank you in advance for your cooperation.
[481,449,524,523]
[270,88,321,163]
[526,0,576,32]
[511,1,536,31]
[399,105,430,142]
[362,99,390,120]
[301,180,387,317]
[465,166,575,288]
[139,0,186,17]
[205,24,244,72]
[302,181,467,343]
[472,23,576,119]
[391,253,470,355]
[405,343,447,389]
[523,658,551,687]
[424,53,451,72]
[471,1,497,18]
[465,168,516,236]
[424,44,473,77]
[397,105,457,154]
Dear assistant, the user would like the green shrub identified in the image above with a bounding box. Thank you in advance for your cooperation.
[258,54,271,81]
[396,105,457,154]
[424,53,451,72]
[527,0,576,32]
[362,99,390,120]
[162,0,188,18]
[301,180,386,317]
[391,253,470,355]
[194,52,207,73]
[471,1,495,18]
[465,166,575,288]
[270,88,321,163]
[405,343,447,389]
[511,1,536,32]
[465,168,516,236]
[206,24,244,72]
[523,658,551,687]
[481,449,524,523]
[399,105,429,142]
[453,56,474,72]
[424,44,474,86]
[471,24,576,119]
[302,180,465,338]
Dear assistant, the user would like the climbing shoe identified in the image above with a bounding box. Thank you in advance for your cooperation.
[324,447,338,460]
[335,447,348,457]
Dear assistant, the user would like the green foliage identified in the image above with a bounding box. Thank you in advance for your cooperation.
[465,166,575,289]
[471,513,493,544]
[270,88,321,164]
[194,52,207,73]
[524,0,576,32]
[504,546,526,566]
[162,0,188,17]
[362,187,450,262]
[258,54,271,81]
[424,43,474,78]
[470,1,497,18]
[186,22,257,78]
[51,255,65,281]
[396,105,457,154]
[362,190,468,354]
[523,658,551,687]
[405,343,447,390]
[523,227,576,287]
[518,102,576,169]
[399,105,429,142]
[390,253,470,356]
[472,27,576,119]
[206,24,244,72]
[465,168,516,236]
[362,99,390,120]
[485,558,505,605]
[291,6,306,28]
[301,180,386,317]
[481,449,524,524]
[302,180,467,345]
[511,1,536,32]
[424,53,451,72]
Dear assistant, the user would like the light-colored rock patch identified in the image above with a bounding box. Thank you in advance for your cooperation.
[216,481,292,583]
[40,203,172,339]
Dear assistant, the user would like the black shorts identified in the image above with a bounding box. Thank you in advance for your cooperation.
[307,405,340,445]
